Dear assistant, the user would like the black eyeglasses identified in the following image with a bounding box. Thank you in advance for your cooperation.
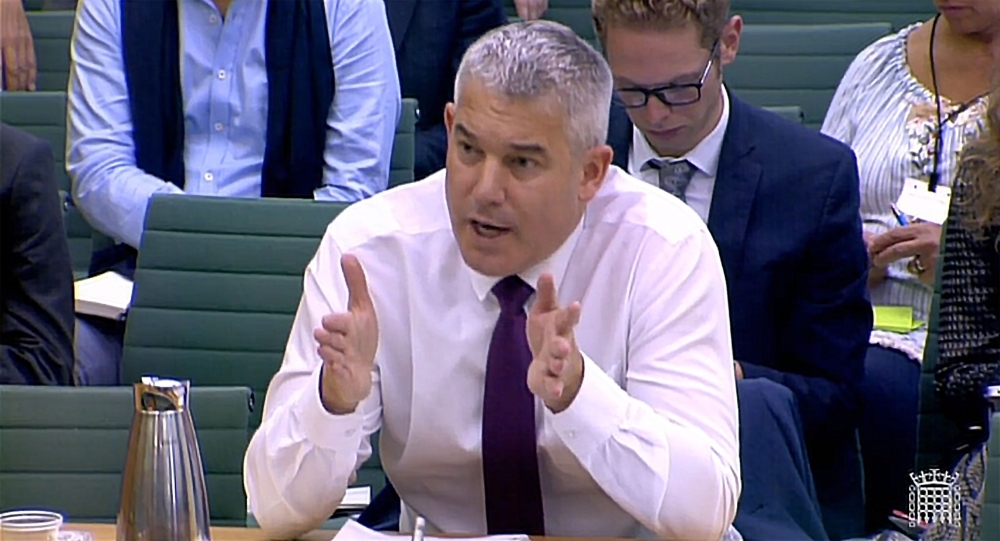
[613,42,719,109]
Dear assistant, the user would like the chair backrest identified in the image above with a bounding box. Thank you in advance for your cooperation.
[984,411,1000,539]
[727,23,892,129]
[26,11,74,92]
[762,105,805,124]
[0,91,93,278]
[915,227,965,474]
[508,0,599,50]
[731,0,935,31]
[390,98,418,188]
[0,385,252,525]
[121,195,348,431]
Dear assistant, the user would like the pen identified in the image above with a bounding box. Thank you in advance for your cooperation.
[412,516,426,541]
[890,204,910,226]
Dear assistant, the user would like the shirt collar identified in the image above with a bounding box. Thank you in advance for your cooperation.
[629,86,731,177]
[466,215,585,303]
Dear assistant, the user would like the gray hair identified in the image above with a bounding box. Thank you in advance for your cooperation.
[454,20,613,153]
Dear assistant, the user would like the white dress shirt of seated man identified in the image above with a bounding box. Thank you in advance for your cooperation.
[245,20,741,541]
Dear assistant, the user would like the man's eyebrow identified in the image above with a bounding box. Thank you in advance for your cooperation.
[454,123,477,141]
[509,142,547,155]
[616,70,702,88]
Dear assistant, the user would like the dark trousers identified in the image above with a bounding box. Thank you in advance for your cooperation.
[859,345,920,534]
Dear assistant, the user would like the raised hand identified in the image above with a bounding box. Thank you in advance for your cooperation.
[314,254,379,414]
[526,273,583,413]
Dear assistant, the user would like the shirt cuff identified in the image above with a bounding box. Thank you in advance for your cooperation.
[549,352,630,460]
[295,362,366,452]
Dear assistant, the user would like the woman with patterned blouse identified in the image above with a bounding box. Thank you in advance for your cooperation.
[822,1,997,533]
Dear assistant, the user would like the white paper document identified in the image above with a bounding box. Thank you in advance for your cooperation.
[73,271,133,320]
[339,486,372,510]
[331,519,529,541]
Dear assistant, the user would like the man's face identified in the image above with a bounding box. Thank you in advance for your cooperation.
[603,20,741,157]
[444,79,611,278]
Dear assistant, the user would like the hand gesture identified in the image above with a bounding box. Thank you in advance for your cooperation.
[1,0,37,91]
[869,222,942,285]
[314,254,379,414]
[513,0,548,20]
[526,274,583,413]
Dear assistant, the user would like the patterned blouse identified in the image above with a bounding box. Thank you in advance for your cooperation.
[821,23,988,363]
[935,175,1000,428]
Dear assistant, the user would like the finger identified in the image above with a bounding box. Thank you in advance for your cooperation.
[532,273,560,314]
[17,37,33,91]
[341,254,374,313]
[869,226,917,253]
[320,313,354,335]
[314,327,349,351]
[872,240,924,268]
[546,336,571,368]
[547,378,564,398]
[554,301,581,336]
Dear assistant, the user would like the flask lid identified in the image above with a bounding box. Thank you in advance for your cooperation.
[134,377,189,412]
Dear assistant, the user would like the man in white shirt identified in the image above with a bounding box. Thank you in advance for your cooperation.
[245,20,740,541]
[595,1,872,539]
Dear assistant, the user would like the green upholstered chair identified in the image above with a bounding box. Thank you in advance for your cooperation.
[502,0,599,49]
[727,23,892,129]
[120,195,387,519]
[983,411,1000,539]
[731,0,935,31]
[26,11,74,92]
[0,90,93,278]
[0,385,252,525]
[22,0,46,10]
[120,195,348,429]
[914,229,966,476]
[390,98,418,188]
[762,105,805,124]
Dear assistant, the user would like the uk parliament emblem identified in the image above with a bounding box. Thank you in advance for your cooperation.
[908,469,961,528]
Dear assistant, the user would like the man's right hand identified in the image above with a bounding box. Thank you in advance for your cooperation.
[314,254,379,415]
[864,230,887,289]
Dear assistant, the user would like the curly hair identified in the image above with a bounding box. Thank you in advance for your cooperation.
[592,0,731,50]
[956,88,1000,241]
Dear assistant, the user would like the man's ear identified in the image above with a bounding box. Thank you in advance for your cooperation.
[444,102,456,137]
[579,144,613,203]
[719,15,743,67]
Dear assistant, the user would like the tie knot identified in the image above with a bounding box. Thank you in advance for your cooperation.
[491,276,534,313]
[646,159,696,202]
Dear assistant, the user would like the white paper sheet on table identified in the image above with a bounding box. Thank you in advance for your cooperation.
[331,519,529,541]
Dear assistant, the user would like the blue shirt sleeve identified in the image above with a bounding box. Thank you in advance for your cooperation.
[315,0,401,202]
[66,0,185,249]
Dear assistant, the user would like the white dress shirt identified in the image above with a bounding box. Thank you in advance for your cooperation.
[628,88,731,223]
[244,167,741,541]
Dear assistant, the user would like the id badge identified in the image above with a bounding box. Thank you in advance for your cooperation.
[894,178,952,225]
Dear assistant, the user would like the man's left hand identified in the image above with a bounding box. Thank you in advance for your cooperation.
[1,0,37,91]
[526,273,583,413]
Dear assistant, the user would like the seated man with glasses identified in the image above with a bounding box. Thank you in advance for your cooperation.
[595,1,872,540]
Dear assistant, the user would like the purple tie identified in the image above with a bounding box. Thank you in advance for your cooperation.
[481,275,545,535]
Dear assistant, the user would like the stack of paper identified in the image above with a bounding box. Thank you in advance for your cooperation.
[873,306,923,334]
[332,519,529,541]
[73,271,133,320]
[339,487,372,511]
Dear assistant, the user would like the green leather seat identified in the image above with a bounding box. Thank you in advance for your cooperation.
[762,105,804,124]
[727,23,892,129]
[731,0,935,31]
[0,385,252,525]
[26,11,74,92]
[120,195,386,511]
[390,98,418,188]
[984,411,1000,539]
[502,0,599,49]
[914,231,965,476]
[0,90,92,278]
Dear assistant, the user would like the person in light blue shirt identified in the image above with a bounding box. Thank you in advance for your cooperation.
[68,0,401,386]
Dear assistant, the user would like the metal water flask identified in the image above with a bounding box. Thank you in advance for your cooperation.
[117,377,211,541]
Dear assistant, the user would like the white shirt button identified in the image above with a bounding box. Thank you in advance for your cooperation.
[204,172,214,182]
[209,14,218,24]
[214,122,224,132]
[566,430,576,439]
[217,70,227,80]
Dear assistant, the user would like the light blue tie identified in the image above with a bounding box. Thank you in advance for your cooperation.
[647,159,696,202]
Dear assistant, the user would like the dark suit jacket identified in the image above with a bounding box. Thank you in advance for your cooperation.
[385,0,507,180]
[0,124,75,385]
[609,95,872,539]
